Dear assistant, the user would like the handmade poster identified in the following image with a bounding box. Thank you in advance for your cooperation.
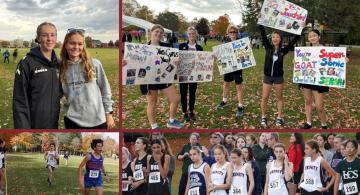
[258,0,307,35]
[212,37,256,75]
[122,43,179,85]
[293,47,346,88]
[175,51,214,83]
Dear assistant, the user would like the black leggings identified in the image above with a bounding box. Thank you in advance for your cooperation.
[179,83,197,113]
[301,188,323,195]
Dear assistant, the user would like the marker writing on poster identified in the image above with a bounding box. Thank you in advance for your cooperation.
[280,4,307,21]
[319,77,344,86]
[319,49,345,67]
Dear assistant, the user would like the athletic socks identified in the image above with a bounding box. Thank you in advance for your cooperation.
[222,98,227,103]
[151,123,158,129]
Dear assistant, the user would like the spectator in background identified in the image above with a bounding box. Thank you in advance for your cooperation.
[127,33,132,42]
[288,133,305,190]
[13,49,18,63]
[160,137,176,191]
[3,49,10,64]
[253,133,271,191]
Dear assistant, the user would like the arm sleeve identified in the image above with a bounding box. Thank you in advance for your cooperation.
[259,25,271,49]
[12,60,31,128]
[94,59,113,113]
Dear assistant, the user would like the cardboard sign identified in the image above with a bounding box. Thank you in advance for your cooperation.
[122,43,179,85]
[175,50,214,83]
[293,47,346,88]
[258,0,307,35]
[212,37,256,75]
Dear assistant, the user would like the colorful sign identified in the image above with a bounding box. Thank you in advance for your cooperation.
[293,47,347,88]
[212,37,256,75]
[258,0,307,35]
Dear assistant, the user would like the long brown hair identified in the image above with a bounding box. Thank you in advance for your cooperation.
[60,31,93,83]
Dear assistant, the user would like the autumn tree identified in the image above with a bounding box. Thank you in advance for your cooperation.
[85,36,93,48]
[135,5,154,21]
[212,16,230,36]
[10,133,33,152]
[154,11,180,32]
[196,18,210,36]
[103,137,117,158]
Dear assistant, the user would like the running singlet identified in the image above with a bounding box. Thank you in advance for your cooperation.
[47,151,57,167]
[148,154,169,195]
[122,162,133,193]
[230,163,248,195]
[300,156,324,192]
[133,154,148,194]
[188,162,208,195]
[85,153,103,180]
[0,150,4,169]
[210,162,230,195]
[337,158,360,195]
[267,161,288,195]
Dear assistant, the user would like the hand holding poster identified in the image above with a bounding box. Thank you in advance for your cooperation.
[258,0,307,35]
[122,43,179,85]
[293,47,347,88]
[212,37,256,75]
[175,51,214,83]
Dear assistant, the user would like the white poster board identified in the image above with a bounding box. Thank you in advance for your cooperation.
[212,37,256,75]
[293,47,346,88]
[258,0,307,35]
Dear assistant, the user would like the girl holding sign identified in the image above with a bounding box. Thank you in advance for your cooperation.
[229,148,255,195]
[259,25,300,127]
[131,137,149,195]
[299,140,335,195]
[122,147,133,195]
[146,139,171,195]
[208,145,232,195]
[264,143,293,195]
[178,26,204,122]
[185,146,211,195]
[217,25,245,118]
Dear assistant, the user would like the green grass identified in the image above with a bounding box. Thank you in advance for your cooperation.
[123,40,360,129]
[7,153,119,195]
[0,48,119,129]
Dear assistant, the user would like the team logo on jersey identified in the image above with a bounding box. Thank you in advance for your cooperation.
[34,67,48,74]
[189,174,202,188]
[151,164,159,170]
[122,173,127,179]
[342,170,359,180]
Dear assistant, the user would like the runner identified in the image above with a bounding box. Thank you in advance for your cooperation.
[122,147,133,195]
[229,148,254,195]
[44,143,59,186]
[0,139,6,195]
[131,137,149,195]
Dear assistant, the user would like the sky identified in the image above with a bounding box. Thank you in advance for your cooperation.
[82,132,119,143]
[136,0,243,25]
[0,0,119,42]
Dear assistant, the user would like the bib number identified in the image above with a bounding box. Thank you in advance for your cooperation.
[304,177,316,186]
[134,170,144,181]
[122,183,129,191]
[188,187,200,195]
[344,182,358,195]
[231,185,242,194]
[149,172,161,183]
[89,170,100,178]
[270,179,280,189]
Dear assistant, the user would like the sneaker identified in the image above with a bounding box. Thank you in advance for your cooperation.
[189,112,196,121]
[0,190,4,195]
[217,101,227,109]
[302,122,312,129]
[261,117,268,127]
[236,106,244,117]
[166,119,184,129]
[275,118,284,126]
[152,126,161,130]
[183,113,190,122]
[321,125,327,129]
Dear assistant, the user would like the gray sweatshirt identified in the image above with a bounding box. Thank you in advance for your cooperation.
[62,58,113,127]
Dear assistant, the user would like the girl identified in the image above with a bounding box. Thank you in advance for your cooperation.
[131,137,149,195]
[208,145,232,195]
[264,143,293,195]
[178,26,203,121]
[146,139,171,195]
[299,140,335,195]
[325,133,336,154]
[60,28,114,129]
[44,143,59,186]
[217,25,245,117]
[185,146,211,195]
[125,24,183,129]
[13,22,60,129]
[159,137,175,191]
[245,134,257,148]
[313,134,333,164]
[259,25,300,127]
[288,133,305,187]
[236,136,246,149]
[224,133,235,154]
[230,148,254,195]
[122,147,133,195]
[242,146,263,195]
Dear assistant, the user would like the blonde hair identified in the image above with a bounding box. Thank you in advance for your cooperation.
[151,24,165,33]
[36,22,57,43]
[59,31,93,83]
[187,26,197,34]
[226,24,238,34]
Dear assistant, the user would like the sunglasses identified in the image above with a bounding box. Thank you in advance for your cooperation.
[67,28,85,35]
[228,31,237,34]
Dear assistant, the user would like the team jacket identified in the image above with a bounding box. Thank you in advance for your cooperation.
[13,47,61,129]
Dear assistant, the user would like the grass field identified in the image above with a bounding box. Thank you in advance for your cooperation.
[123,40,360,129]
[7,153,119,195]
[0,48,119,129]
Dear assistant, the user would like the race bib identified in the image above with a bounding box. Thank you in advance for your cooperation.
[231,185,243,194]
[149,172,161,183]
[304,176,316,186]
[122,183,129,191]
[89,170,100,178]
[270,179,281,189]
[344,182,358,195]
[134,170,144,180]
[188,187,200,195]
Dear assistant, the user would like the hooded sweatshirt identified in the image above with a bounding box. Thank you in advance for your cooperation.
[62,58,113,127]
[13,46,60,129]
